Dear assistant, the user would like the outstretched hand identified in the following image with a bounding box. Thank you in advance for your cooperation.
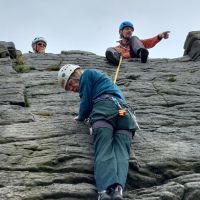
[74,116,80,121]
[158,31,170,40]
[74,116,89,125]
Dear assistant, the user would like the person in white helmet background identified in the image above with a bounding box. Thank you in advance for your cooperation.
[31,37,47,54]
[58,64,139,200]
[106,21,170,64]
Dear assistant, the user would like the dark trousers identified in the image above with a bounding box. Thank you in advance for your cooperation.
[129,36,145,57]
[105,36,146,65]
[89,99,138,191]
[93,127,132,191]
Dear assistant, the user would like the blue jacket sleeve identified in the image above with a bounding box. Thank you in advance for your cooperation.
[78,72,93,121]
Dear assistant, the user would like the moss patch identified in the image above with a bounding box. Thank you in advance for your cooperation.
[13,64,31,73]
[37,111,53,117]
[168,76,177,82]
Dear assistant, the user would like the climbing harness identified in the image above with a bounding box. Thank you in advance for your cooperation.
[111,96,126,117]
[112,55,127,117]
[90,54,139,136]
[112,56,140,129]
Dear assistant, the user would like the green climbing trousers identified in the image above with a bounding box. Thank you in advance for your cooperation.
[89,97,138,192]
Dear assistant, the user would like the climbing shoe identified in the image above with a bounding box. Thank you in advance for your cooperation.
[139,48,149,63]
[105,49,120,65]
[111,185,123,200]
[98,191,112,200]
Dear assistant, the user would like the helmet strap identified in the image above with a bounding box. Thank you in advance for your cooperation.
[121,35,130,43]
[35,46,39,53]
[33,43,39,53]
[119,31,130,41]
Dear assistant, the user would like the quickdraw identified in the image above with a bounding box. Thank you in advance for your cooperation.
[111,96,126,117]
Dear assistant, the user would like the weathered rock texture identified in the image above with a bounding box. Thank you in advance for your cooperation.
[0,34,200,200]
[184,31,200,61]
[0,41,19,59]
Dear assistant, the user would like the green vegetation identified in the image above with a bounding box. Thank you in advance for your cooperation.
[24,91,30,107]
[13,64,31,73]
[168,76,177,82]
[13,54,35,73]
[47,65,60,71]
[37,111,53,117]
[16,54,25,65]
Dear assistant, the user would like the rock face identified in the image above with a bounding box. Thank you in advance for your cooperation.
[0,36,200,200]
[184,31,200,61]
[0,41,19,59]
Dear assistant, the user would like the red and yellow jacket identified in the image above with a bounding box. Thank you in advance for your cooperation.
[114,35,160,58]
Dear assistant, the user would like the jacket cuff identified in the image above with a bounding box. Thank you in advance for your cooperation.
[157,35,162,41]
[77,116,85,121]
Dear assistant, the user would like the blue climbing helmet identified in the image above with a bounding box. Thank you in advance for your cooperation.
[119,21,134,30]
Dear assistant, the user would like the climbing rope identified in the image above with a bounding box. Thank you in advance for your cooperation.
[113,56,123,84]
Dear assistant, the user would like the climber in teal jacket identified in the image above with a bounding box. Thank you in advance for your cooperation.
[78,69,125,121]
[58,64,139,200]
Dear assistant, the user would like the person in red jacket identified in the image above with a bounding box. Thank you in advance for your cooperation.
[106,21,170,64]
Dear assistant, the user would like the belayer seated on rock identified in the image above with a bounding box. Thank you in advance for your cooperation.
[58,64,139,200]
[106,21,170,64]
[31,37,47,54]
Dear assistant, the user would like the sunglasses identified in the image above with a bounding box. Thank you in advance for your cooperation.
[37,42,46,47]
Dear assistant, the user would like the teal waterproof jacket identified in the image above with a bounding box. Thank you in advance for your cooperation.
[78,69,124,121]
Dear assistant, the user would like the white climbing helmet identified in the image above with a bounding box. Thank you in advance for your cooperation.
[32,37,47,45]
[58,64,80,89]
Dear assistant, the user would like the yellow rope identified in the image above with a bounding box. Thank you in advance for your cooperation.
[113,56,123,84]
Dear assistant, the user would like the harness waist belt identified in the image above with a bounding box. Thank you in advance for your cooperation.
[93,94,124,104]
